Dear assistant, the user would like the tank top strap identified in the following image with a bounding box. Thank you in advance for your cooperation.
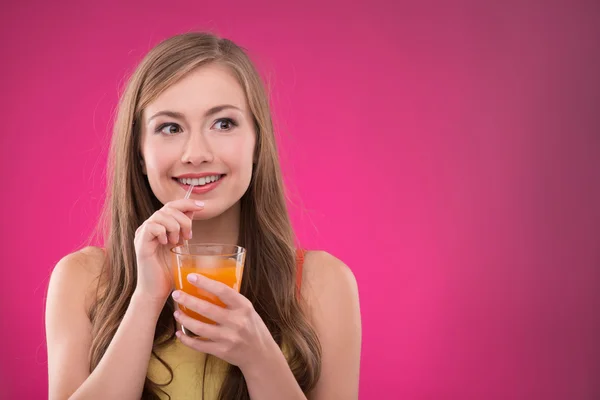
[295,249,306,296]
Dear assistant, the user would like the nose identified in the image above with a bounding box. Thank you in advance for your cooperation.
[180,132,214,165]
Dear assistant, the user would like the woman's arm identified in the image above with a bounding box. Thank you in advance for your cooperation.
[235,251,362,400]
[45,247,163,400]
[240,338,308,399]
[303,251,361,400]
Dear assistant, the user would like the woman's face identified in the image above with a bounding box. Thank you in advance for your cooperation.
[140,63,256,220]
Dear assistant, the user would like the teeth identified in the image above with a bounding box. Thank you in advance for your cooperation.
[177,175,221,187]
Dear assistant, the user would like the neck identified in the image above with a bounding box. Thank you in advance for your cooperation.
[189,201,241,245]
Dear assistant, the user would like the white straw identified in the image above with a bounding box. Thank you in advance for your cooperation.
[183,184,195,250]
[184,184,195,199]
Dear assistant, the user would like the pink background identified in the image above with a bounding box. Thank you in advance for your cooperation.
[1,1,599,399]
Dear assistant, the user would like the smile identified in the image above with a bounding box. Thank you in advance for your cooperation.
[176,174,223,187]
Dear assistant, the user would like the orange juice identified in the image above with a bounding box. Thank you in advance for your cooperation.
[172,257,243,324]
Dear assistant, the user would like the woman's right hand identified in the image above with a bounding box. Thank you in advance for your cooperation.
[133,199,205,305]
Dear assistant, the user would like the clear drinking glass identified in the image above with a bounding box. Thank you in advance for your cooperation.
[170,243,246,337]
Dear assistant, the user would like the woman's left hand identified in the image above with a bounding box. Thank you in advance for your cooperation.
[171,273,277,370]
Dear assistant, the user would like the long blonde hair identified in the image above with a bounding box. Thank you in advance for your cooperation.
[88,32,321,399]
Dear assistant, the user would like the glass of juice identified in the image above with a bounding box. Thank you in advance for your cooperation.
[170,243,246,337]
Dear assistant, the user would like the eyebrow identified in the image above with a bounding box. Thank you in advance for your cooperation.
[147,104,243,123]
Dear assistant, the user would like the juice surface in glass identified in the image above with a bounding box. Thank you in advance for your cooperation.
[171,249,244,325]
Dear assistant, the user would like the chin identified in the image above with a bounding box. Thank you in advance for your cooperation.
[191,211,217,221]
[192,201,236,221]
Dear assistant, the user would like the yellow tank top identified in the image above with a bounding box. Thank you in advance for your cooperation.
[147,250,306,399]
[148,339,297,399]
[147,339,230,399]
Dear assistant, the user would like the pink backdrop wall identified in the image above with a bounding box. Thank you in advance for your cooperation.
[1,1,599,398]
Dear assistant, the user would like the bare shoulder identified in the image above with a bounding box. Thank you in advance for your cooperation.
[46,247,106,397]
[302,250,358,290]
[49,246,106,314]
[301,250,359,307]
[300,251,361,399]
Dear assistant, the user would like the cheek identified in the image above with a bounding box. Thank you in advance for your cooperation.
[144,144,175,175]
[142,143,179,194]
[220,136,255,174]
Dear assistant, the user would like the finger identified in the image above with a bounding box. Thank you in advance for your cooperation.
[148,212,181,245]
[172,290,228,324]
[162,207,194,240]
[142,222,168,245]
[173,310,224,340]
[165,199,205,214]
[186,273,249,309]
[176,330,223,355]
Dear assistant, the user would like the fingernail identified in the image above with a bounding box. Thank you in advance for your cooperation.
[174,311,181,318]
[195,200,205,207]
[176,331,182,338]
[187,274,197,283]
[172,291,181,299]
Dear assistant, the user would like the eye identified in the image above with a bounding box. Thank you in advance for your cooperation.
[156,123,182,135]
[213,118,238,131]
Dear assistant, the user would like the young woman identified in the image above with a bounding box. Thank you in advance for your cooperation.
[45,32,361,400]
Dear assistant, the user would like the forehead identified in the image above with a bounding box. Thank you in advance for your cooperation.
[143,63,247,119]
